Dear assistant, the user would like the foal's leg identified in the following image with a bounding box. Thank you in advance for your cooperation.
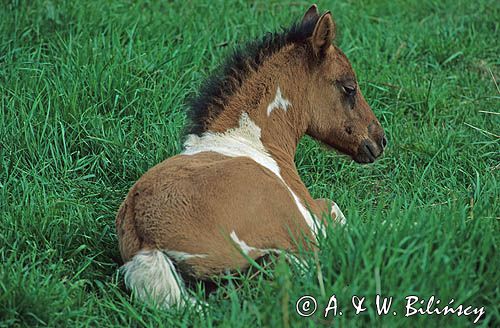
[314,198,346,225]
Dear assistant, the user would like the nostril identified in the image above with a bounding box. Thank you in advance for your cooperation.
[364,143,376,160]
[381,135,388,149]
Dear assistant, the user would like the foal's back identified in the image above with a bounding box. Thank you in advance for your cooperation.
[116,152,309,279]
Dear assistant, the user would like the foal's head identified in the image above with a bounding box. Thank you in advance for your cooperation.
[187,4,386,163]
[301,6,386,163]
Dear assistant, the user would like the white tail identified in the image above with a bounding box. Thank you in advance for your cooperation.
[121,250,187,308]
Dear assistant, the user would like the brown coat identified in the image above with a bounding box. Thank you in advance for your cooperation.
[115,5,385,308]
[116,152,315,279]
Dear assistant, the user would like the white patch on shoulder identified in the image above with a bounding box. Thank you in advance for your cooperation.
[183,113,323,237]
[266,86,291,116]
[183,113,280,174]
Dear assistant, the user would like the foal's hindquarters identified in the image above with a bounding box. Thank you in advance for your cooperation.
[116,152,319,307]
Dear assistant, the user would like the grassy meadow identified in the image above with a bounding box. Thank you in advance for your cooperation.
[0,0,499,326]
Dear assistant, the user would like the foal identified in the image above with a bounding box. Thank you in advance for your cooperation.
[116,5,386,308]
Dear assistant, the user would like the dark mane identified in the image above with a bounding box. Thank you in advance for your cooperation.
[185,16,320,136]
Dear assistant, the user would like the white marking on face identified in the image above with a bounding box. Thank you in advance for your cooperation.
[266,86,291,116]
[183,113,323,237]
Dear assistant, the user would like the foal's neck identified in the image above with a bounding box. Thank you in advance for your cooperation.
[201,47,319,208]
[209,46,310,163]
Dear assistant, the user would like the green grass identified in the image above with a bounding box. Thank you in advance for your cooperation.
[1,0,499,327]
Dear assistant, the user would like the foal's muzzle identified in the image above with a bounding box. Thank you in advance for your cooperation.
[354,134,387,164]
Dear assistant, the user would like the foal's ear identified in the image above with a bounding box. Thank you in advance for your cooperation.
[311,11,336,56]
[301,4,320,25]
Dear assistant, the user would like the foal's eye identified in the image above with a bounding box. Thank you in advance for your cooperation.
[342,85,356,97]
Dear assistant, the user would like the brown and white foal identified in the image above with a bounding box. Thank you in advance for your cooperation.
[116,5,386,308]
